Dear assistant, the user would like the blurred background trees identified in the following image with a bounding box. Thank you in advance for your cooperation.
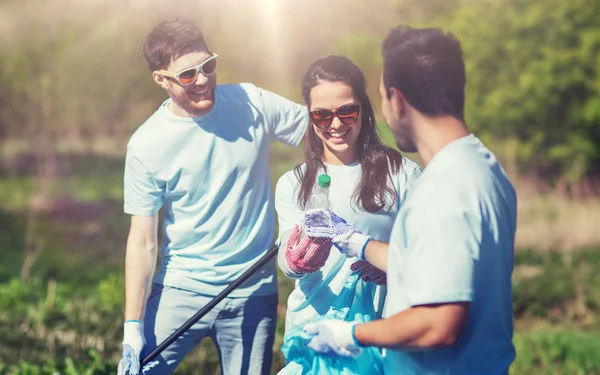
[2,0,598,187]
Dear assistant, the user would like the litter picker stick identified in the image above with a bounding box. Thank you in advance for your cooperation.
[141,244,279,367]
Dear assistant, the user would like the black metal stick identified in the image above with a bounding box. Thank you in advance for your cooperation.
[140,244,279,368]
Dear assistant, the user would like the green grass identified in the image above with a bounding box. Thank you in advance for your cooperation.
[513,330,600,374]
[513,247,600,327]
[0,153,124,210]
[1,149,600,374]
[1,265,599,374]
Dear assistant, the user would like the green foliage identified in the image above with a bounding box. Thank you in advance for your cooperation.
[448,0,600,183]
[0,275,122,374]
[0,352,114,375]
[513,248,600,323]
[0,8,162,142]
[0,210,26,281]
[336,0,600,184]
[1,1,600,374]
[2,266,600,374]
[2,0,599,185]
[513,330,600,374]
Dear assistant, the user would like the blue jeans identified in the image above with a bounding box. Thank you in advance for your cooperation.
[142,283,278,375]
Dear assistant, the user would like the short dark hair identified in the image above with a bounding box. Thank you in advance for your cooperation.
[382,25,466,120]
[143,18,210,71]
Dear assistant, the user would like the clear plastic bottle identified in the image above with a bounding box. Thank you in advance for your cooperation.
[304,173,332,230]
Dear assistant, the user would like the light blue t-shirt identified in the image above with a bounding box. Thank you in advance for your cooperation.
[383,135,517,374]
[275,157,422,332]
[124,83,309,297]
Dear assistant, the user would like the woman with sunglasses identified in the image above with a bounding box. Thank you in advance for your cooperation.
[274,55,421,374]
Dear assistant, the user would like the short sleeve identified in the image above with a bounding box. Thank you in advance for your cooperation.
[401,157,423,200]
[123,147,164,216]
[401,195,480,306]
[258,88,309,146]
[274,172,304,244]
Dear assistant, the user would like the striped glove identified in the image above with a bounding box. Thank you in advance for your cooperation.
[285,224,332,274]
[304,209,371,259]
[351,260,387,285]
[304,209,355,238]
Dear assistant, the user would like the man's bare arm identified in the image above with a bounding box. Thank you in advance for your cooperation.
[354,302,470,349]
[362,239,389,272]
[124,214,159,321]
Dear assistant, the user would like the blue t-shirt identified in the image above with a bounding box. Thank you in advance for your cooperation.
[383,135,517,374]
[123,83,309,297]
[275,157,422,332]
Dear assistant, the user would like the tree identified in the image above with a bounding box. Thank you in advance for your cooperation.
[336,0,600,186]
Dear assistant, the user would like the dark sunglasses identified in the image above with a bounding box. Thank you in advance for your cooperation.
[309,104,360,129]
[158,54,219,86]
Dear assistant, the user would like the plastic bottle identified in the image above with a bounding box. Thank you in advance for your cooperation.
[304,173,332,230]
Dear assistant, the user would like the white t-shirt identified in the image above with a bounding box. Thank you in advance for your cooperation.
[275,157,422,332]
[124,83,309,297]
[383,135,517,374]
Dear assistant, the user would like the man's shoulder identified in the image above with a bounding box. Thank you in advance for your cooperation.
[217,83,261,102]
[127,103,168,148]
[214,83,272,118]
[398,155,422,179]
[412,152,515,217]
[217,83,301,111]
[126,102,186,168]
[428,136,503,181]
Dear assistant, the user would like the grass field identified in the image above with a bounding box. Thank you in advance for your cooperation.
[1,133,600,374]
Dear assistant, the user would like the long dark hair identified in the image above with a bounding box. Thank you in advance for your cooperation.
[295,55,403,213]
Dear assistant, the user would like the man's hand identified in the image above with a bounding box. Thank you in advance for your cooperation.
[303,209,371,259]
[117,320,146,375]
[304,320,362,357]
[303,209,354,238]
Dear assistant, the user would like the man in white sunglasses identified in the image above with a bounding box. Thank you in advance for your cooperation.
[117,18,309,375]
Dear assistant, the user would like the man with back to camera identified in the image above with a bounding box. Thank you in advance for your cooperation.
[302,25,517,374]
[117,18,309,375]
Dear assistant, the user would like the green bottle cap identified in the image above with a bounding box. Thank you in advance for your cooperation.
[317,174,331,187]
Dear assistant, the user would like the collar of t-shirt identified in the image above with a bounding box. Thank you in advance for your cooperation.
[159,90,220,125]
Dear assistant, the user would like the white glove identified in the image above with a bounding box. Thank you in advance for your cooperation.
[332,230,372,259]
[303,209,371,259]
[117,320,146,375]
[304,320,363,357]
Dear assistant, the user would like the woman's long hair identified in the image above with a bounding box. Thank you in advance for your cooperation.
[296,55,403,213]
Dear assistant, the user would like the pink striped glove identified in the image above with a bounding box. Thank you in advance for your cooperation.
[350,260,387,285]
[286,224,333,274]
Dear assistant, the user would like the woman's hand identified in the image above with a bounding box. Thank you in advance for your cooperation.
[285,224,333,274]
